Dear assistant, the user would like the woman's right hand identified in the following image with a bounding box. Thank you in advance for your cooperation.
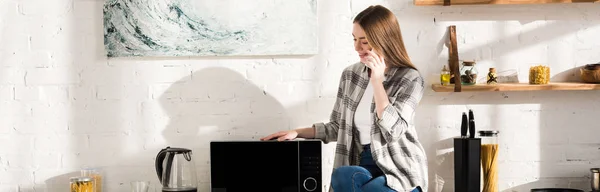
[260,130,299,141]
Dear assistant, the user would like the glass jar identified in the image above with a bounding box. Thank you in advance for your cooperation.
[460,61,478,85]
[70,177,93,192]
[440,65,451,85]
[529,65,550,84]
[81,168,102,192]
[479,130,499,192]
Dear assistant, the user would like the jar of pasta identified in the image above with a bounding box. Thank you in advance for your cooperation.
[81,168,102,192]
[479,130,499,192]
[70,177,93,192]
[529,65,550,84]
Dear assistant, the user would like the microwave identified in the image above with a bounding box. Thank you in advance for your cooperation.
[210,139,322,192]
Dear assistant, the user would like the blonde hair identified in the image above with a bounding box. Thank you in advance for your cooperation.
[353,5,418,70]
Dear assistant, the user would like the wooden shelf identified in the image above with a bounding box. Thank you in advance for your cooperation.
[432,82,600,92]
[415,0,598,6]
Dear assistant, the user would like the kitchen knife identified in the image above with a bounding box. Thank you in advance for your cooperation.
[468,109,475,138]
[461,112,468,138]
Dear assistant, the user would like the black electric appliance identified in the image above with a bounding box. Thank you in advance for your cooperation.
[210,139,322,192]
[155,147,198,192]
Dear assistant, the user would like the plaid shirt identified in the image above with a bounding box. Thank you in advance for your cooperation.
[314,62,428,192]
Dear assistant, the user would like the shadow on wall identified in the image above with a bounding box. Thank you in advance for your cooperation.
[158,66,290,190]
[44,171,79,191]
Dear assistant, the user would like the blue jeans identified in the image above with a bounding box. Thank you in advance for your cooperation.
[331,145,422,192]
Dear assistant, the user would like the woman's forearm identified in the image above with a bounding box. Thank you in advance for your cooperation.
[372,80,390,119]
[296,127,316,139]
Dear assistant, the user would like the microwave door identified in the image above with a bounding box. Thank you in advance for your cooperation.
[210,141,300,192]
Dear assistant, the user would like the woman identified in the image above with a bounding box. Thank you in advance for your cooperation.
[261,5,427,192]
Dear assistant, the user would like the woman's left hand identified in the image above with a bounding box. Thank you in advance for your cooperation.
[364,50,386,83]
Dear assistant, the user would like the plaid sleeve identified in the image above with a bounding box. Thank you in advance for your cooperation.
[375,74,424,143]
[314,72,345,143]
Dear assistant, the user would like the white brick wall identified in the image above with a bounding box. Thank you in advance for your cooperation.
[1,0,600,191]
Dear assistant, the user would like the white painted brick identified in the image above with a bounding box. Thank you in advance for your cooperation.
[140,101,167,118]
[18,0,73,16]
[171,114,235,135]
[0,51,25,67]
[0,101,31,116]
[68,101,139,134]
[538,162,593,178]
[301,64,320,81]
[0,168,33,185]
[33,134,89,153]
[0,0,18,18]
[508,145,567,162]
[79,66,136,86]
[22,51,52,68]
[74,0,104,20]
[0,25,29,55]
[319,71,345,98]
[13,116,69,134]
[14,86,68,102]
[135,66,191,84]
[565,144,600,162]
[32,169,79,188]
[0,85,14,101]
[0,185,19,192]
[0,116,15,134]
[61,150,123,168]
[50,50,76,68]
[96,85,149,100]
[280,61,304,82]
[0,68,25,85]
[98,166,156,187]
[249,95,287,116]
[88,134,145,152]
[0,152,60,169]
[34,152,62,169]
[68,85,95,101]
[152,80,246,101]
[205,82,237,100]
[151,84,183,100]
[81,118,137,135]
[25,68,80,85]
[229,115,291,136]
[291,81,320,99]
[27,18,76,52]
[0,135,34,155]
[190,65,248,83]
[247,63,283,84]
[499,162,537,179]
[159,100,252,117]
[30,102,70,118]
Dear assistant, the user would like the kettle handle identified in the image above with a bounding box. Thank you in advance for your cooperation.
[155,147,170,184]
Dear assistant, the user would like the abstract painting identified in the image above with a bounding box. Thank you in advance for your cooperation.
[103,0,317,57]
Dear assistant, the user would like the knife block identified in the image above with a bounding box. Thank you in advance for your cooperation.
[454,138,481,192]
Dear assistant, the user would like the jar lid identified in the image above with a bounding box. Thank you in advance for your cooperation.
[592,168,600,173]
[463,61,476,66]
[478,130,499,136]
[70,177,92,182]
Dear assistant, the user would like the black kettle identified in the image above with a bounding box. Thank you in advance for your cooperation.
[155,146,198,192]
